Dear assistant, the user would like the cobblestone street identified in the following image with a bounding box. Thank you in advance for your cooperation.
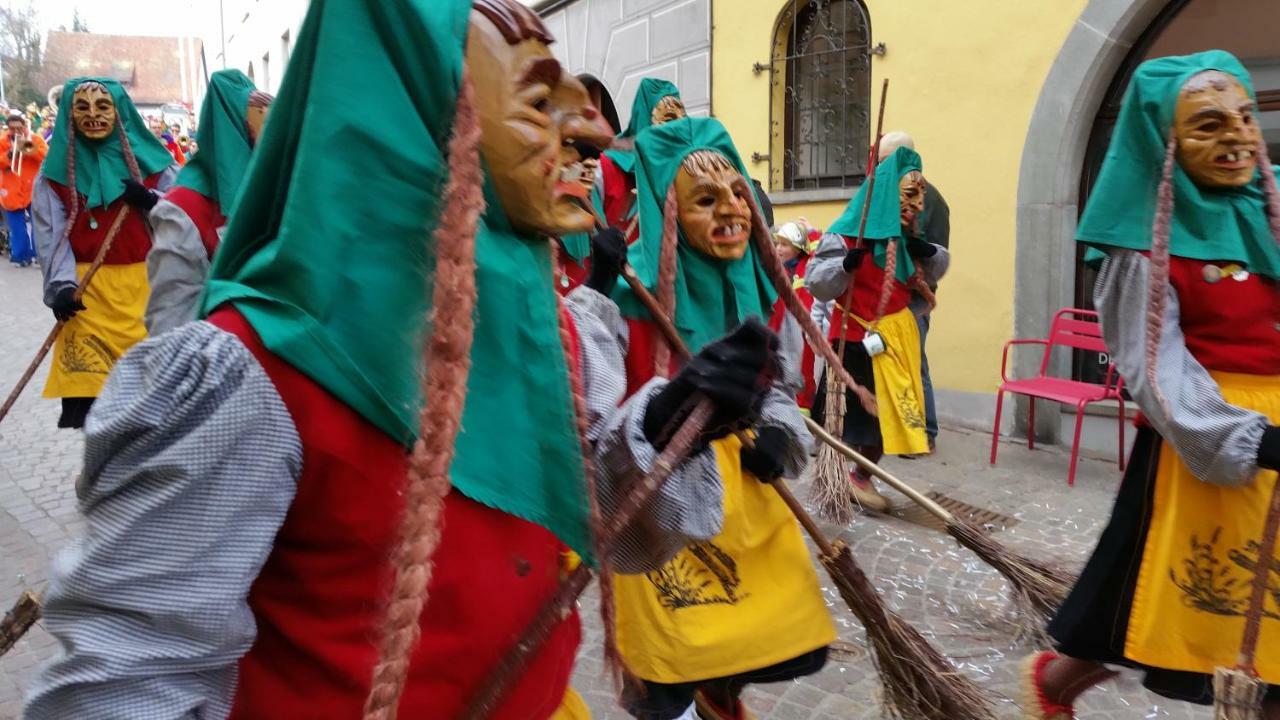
[0,259,1209,720]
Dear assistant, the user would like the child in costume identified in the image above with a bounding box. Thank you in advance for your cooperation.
[0,110,48,267]
[807,147,949,511]
[1023,50,1280,719]
[611,116,833,720]
[145,69,274,334]
[771,219,819,411]
[24,2,777,718]
[601,78,687,241]
[32,77,179,428]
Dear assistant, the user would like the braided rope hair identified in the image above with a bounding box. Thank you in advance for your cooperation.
[362,72,483,720]
[652,184,681,378]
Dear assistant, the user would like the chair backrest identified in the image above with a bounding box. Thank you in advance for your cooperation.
[1039,308,1108,377]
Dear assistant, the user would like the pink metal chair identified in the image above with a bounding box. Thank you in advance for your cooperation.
[990,308,1126,486]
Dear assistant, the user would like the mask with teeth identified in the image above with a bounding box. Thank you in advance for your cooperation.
[674,150,754,260]
[650,95,686,126]
[72,82,117,141]
[466,4,614,236]
[899,170,925,231]
[1174,70,1262,188]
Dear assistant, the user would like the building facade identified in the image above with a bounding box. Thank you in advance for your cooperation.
[537,0,1280,443]
[206,0,310,95]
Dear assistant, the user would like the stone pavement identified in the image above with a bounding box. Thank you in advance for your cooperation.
[0,258,1209,719]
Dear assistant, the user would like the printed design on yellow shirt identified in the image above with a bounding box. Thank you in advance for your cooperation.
[58,330,116,375]
[1170,526,1280,619]
[647,541,748,610]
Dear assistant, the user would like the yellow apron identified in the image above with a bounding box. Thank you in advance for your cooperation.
[550,688,590,720]
[614,434,836,683]
[849,306,928,455]
[42,262,149,399]
[1124,371,1280,681]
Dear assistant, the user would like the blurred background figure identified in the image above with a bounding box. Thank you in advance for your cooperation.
[771,218,819,411]
[0,109,48,267]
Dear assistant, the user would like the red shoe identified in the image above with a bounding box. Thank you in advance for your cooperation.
[1020,651,1074,719]
[849,471,891,513]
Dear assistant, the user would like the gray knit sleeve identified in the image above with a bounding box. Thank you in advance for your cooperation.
[565,286,725,574]
[1094,250,1267,486]
[758,384,814,479]
[32,174,74,306]
[24,321,302,720]
[145,198,210,335]
[804,232,853,302]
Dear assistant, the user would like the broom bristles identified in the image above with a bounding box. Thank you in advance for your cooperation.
[1213,666,1265,720]
[824,543,997,720]
[946,519,1075,640]
[811,372,854,522]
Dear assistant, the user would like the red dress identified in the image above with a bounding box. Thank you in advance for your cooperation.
[163,186,226,259]
[211,308,582,720]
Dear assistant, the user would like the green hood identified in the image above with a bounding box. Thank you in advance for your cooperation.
[1076,50,1280,278]
[604,78,682,175]
[43,77,173,209]
[200,0,592,557]
[613,116,777,353]
[826,146,923,283]
[175,69,258,211]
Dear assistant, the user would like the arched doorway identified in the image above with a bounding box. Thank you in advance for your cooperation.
[1014,0,1280,440]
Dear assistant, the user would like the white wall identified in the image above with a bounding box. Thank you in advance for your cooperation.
[539,0,712,123]
[205,0,310,95]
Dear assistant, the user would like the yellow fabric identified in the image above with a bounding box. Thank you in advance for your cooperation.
[550,688,590,720]
[42,262,149,399]
[614,434,836,683]
[1124,371,1280,681]
[850,306,928,455]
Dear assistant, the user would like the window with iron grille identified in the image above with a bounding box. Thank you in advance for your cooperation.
[769,0,872,191]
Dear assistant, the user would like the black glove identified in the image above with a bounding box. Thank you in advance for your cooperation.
[642,318,780,450]
[121,178,159,212]
[50,285,85,322]
[906,238,938,259]
[584,227,627,295]
[842,246,867,272]
[740,425,790,482]
[1258,426,1280,471]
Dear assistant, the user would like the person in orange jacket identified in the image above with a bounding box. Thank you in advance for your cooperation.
[0,110,48,266]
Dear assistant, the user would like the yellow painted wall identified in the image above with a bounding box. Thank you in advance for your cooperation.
[712,0,1088,395]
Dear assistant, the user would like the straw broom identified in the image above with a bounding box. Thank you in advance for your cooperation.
[736,181,1075,631]
[1213,480,1280,719]
[461,400,718,719]
[813,78,890,523]
[617,263,996,720]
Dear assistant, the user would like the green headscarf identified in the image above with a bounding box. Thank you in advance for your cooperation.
[1077,50,1280,278]
[174,69,258,211]
[613,116,777,353]
[200,0,592,557]
[42,77,172,209]
[604,78,682,175]
[826,146,923,282]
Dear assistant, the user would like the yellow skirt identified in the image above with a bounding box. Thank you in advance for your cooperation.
[42,262,149,400]
[1124,371,1280,680]
[550,688,590,720]
[614,434,836,683]
[852,307,928,455]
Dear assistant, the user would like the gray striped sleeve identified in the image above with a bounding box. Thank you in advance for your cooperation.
[25,321,302,720]
[1094,250,1267,486]
[565,286,725,574]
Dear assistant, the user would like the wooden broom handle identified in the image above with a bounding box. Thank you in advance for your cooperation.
[833,78,889,366]
[1239,479,1280,670]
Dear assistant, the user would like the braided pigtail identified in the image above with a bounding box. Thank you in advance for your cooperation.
[873,238,898,325]
[362,73,483,720]
[652,184,680,378]
[740,179,877,415]
[62,130,79,239]
[116,119,143,182]
[1143,135,1177,416]
[1256,143,1280,244]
